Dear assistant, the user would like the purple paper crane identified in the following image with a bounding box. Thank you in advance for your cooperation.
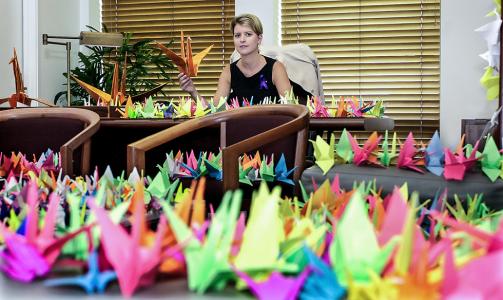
[0,181,93,282]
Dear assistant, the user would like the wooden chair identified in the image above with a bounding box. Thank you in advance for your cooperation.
[127,104,309,202]
[0,108,100,176]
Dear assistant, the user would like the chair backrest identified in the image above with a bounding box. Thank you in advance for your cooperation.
[127,104,309,206]
[0,108,100,176]
[230,43,324,102]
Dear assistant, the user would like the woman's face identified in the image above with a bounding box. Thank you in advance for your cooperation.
[233,23,262,56]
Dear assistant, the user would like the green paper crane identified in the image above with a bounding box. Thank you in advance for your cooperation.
[259,155,275,182]
[135,96,162,118]
[445,193,496,224]
[204,151,222,180]
[174,97,193,118]
[335,130,353,164]
[481,136,503,182]
[161,189,242,293]
[194,97,211,117]
[238,162,253,186]
[311,134,336,174]
[393,194,418,277]
[281,218,327,268]
[330,189,397,285]
[60,185,131,260]
[234,183,298,274]
[146,168,180,200]
[61,193,89,260]
[367,99,384,118]
[7,209,23,233]
[378,131,398,167]
[480,67,500,100]
[210,96,228,113]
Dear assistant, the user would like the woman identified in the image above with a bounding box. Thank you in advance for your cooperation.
[178,13,292,104]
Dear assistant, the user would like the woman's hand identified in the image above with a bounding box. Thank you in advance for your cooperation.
[178,73,196,94]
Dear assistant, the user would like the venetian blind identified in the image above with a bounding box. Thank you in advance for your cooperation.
[101,0,235,99]
[282,0,440,141]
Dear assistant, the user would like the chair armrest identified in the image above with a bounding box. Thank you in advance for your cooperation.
[58,108,100,176]
[127,117,217,174]
[222,112,309,190]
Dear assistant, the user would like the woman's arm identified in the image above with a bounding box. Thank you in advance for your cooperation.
[178,65,231,104]
[178,73,200,100]
[272,61,292,97]
[212,65,231,105]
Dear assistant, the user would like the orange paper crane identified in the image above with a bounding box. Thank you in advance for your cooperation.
[9,49,28,107]
[71,57,124,105]
[159,179,206,274]
[0,49,53,108]
[71,53,167,106]
[155,31,213,77]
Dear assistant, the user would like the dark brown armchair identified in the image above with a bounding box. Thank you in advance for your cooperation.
[127,104,309,198]
[0,108,100,176]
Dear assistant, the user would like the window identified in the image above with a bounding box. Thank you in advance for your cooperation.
[282,0,440,141]
[102,0,235,99]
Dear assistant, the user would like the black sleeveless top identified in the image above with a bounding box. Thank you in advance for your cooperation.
[228,56,280,103]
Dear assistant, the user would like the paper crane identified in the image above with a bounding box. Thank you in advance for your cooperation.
[155,31,213,77]
[8,49,27,107]
[0,49,53,108]
[0,182,93,282]
[234,267,311,300]
[72,54,166,105]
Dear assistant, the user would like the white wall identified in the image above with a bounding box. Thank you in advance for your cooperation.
[235,0,280,47]
[440,0,498,148]
[0,0,23,98]
[38,0,83,104]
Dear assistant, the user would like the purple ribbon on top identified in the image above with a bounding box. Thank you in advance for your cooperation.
[259,74,268,90]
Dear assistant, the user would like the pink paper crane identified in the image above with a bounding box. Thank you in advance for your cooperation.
[397,132,424,173]
[88,192,168,297]
[443,140,480,181]
[349,131,382,166]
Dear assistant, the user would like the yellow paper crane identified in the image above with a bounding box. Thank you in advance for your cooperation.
[0,49,53,108]
[155,31,213,77]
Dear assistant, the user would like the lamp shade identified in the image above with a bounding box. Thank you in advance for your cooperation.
[80,32,123,47]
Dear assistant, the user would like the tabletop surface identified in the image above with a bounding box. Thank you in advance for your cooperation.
[0,274,253,300]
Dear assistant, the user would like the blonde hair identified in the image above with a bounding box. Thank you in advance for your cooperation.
[230,14,263,35]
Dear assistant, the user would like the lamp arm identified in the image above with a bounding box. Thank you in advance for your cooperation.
[42,34,80,45]
[44,41,70,46]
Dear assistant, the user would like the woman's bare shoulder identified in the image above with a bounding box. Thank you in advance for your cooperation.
[272,60,287,71]
[222,64,231,72]
[219,64,231,81]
